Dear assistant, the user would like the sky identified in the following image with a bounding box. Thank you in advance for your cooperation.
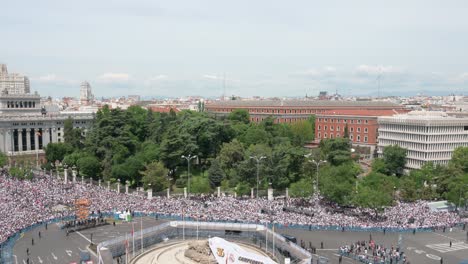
[2,0,468,98]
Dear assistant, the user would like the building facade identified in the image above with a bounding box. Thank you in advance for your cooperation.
[206,100,407,123]
[80,81,94,105]
[377,111,468,169]
[0,64,30,94]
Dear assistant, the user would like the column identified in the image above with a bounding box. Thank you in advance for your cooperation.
[42,128,50,146]
[107,181,110,190]
[285,188,289,199]
[34,129,39,150]
[0,129,4,154]
[18,129,23,152]
[125,181,129,194]
[147,189,153,200]
[72,169,77,183]
[167,188,170,198]
[25,129,31,151]
[81,176,84,185]
[184,187,187,198]
[51,127,58,143]
[267,187,273,201]
[64,167,68,184]
[117,181,120,193]
[251,188,254,199]
[5,129,12,153]
[98,179,101,187]
[217,186,221,197]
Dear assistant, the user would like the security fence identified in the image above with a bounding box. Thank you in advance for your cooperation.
[97,221,313,264]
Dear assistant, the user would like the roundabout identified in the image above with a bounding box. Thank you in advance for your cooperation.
[132,239,272,264]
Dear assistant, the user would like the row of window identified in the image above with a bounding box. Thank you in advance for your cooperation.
[6,101,36,108]
[318,118,369,124]
[317,132,369,143]
[218,108,330,114]
[318,125,369,133]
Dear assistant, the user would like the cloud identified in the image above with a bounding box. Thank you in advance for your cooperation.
[148,75,168,81]
[38,74,57,82]
[454,72,468,83]
[97,72,131,83]
[202,74,220,80]
[355,65,403,76]
[292,66,337,78]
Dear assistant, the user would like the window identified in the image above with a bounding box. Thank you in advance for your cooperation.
[318,125,321,130]
[350,127,354,132]
[331,119,334,123]
[365,120,368,124]
[324,126,328,130]
[350,135,353,140]
[337,133,340,137]
[330,126,334,131]
[337,126,341,131]
[324,133,327,138]
[357,127,361,132]
[358,119,361,124]
[364,128,368,133]
[330,134,334,138]
[357,135,361,142]
[351,120,354,124]
[58,133,61,136]
[318,132,321,138]
[343,120,347,123]
[364,136,368,142]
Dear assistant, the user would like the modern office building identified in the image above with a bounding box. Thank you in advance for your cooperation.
[377,111,468,169]
[206,100,407,123]
[0,64,30,94]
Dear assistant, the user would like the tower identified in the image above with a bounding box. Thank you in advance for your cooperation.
[80,81,94,105]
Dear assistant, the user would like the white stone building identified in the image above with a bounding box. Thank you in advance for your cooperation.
[0,64,30,94]
[0,90,94,165]
[377,111,468,169]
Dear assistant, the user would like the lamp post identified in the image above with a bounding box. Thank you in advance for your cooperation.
[249,155,266,199]
[181,154,197,195]
[304,154,326,195]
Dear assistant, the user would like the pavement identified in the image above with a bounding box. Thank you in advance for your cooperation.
[12,217,167,264]
[12,219,468,264]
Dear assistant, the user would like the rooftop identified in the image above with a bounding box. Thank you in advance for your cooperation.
[207,100,401,108]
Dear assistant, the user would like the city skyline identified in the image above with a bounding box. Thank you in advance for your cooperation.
[2,0,468,98]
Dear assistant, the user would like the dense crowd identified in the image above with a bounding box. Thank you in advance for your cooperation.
[339,240,408,264]
[1,170,467,244]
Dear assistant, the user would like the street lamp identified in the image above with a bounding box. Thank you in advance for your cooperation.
[181,154,197,195]
[250,155,266,199]
[304,154,326,195]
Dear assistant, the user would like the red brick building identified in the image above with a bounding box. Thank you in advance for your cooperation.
[315,109,409,155]
[206,100,407,124]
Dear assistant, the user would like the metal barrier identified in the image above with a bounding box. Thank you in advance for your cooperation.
[339,251,405,264]
[97,220,313,264]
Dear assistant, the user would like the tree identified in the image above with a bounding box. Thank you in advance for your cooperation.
[353,186,392,213]
[289,177,313,197]
[382,145,407,176]
[449,147,468,173]
[0,151,7,167]
[64,117,83,149]
[343,123,349,138]
[208,159,225,188]
[290,120,314,146]
[76,155,101,179]
[218,139,245,170]
[228,109,250,124]
[45,143,74,163]
[140,161,169,192]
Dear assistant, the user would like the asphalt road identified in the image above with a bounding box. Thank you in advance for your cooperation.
[12,219,468,264]
[12,217,167,264]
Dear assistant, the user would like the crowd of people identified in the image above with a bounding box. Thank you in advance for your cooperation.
[1,170,467,244]
[339,240,408,264]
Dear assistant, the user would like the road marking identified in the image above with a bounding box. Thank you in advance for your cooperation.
[13,255,18,264]
[426,254,441,260]
[51,252,58,260]
[426,242,468,253]
[22,260,26,264]
[66,249,72,257]
[37,256,43,263]
[432,231,462,243]
[78,247,85,252]
[75,231,92,243]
